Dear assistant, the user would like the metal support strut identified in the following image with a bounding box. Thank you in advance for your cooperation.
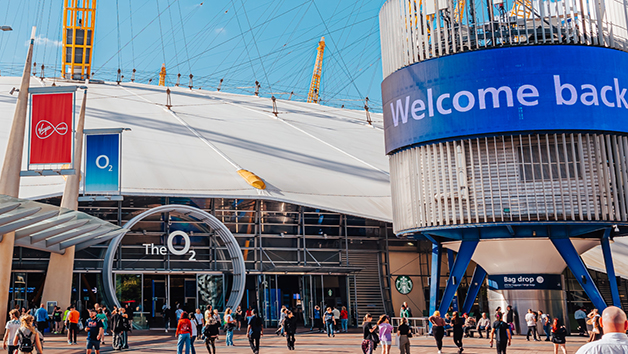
[601,229,621,307]
[461,265,487,315]
[438,240,478,315]
[429,241,442,318]
[551,237,607,311]
[447,249,460,312]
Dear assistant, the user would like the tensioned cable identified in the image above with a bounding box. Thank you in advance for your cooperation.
[176,0,192,73]
[129,0,136,69]
[167,0,180,72]
[229,0,257,81]
[92,0,178,75]
[42,0,53,67]
[116,0,123,71]
[155,0,167,69]
[310,0,363,99]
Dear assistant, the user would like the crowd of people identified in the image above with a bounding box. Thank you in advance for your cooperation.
[2,302,132,354]
[424,305,628,354]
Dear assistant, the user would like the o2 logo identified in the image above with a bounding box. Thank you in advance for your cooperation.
[143,231,197,261]
[95,154,113,172]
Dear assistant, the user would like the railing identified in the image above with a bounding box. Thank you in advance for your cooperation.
[380,0,628,77]
[391,316,431,336]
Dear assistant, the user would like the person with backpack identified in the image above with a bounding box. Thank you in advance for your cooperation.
[112,307,130,350]
[13,315,43,354]
[284,310,298,350]
[203,312,220,354]
[3,309,21,354]
[176,311,192,354]
[551,318,567,354]
[489,312,512,354]
[247,309,263,354]
[223,308,236,346]
[361,313,376,354]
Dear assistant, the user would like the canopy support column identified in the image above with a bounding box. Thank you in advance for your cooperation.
[438,240,478,315]
[461,265,486,315]
[601,229,621,307]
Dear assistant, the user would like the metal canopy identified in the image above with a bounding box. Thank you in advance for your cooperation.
[0,194,126,254]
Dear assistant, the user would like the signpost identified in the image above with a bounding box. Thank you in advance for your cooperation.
[80,128,128,202]
[487,274,562,290]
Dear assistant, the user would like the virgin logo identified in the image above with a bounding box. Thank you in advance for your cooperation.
[35,120,68,139]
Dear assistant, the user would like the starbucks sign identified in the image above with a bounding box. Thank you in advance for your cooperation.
[395,276,413,295]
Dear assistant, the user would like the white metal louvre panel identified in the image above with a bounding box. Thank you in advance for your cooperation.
[390,133,628,233]
[379,0,628,78]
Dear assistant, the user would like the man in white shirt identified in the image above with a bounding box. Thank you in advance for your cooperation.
[525,309,540,341]
[576,306,628,354]
[476,313,491,338]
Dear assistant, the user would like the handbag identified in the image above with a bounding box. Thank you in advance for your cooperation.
[78,321,84,331]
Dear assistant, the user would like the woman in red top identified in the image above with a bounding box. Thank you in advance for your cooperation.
[175,311,192,354]
[340,306,349,333]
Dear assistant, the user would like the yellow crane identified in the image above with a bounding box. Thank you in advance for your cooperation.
[307,37,325,103]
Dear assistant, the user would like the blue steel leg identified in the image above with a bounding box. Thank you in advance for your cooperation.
[447,249,460,312]
[601,229,621,307]
[551,237,607,311]
[429,242,442,318]
[461,265,487,315]
[438,240,479,315]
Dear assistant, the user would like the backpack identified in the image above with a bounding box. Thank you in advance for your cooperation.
[18,329,34,353]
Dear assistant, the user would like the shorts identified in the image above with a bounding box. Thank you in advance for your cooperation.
[86,339,101,350]
[380,340,391,345]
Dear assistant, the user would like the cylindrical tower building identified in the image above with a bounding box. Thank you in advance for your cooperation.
[379,0,628,330]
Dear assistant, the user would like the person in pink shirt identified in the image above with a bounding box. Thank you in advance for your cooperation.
[377,315,393,354]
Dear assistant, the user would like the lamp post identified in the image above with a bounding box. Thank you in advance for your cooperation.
[0,26,12,31]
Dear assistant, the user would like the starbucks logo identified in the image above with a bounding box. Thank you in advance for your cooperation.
[395,276,413,295]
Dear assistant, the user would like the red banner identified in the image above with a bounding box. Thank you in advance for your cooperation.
[29,93,73,165]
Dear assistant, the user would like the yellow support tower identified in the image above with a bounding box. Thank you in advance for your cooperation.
[62,0,97,80]
[159,64,166,86]
[307,37,325,103]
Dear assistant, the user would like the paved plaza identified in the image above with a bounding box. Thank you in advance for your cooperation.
[40,329,592,354]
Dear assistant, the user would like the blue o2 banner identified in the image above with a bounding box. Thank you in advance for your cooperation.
[487,274,562,291]
[85,133,120,193]
[381,45,628,154]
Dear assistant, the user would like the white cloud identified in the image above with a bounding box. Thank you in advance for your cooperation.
[26,35,63,47]
[215,27,226,34]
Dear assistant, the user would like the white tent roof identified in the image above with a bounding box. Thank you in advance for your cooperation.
[0,76,392,222]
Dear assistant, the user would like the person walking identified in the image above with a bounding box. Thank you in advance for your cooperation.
[246,309,263,354]
[575,306,628,353]
[67,305,80,345]
[275,307,287,336]
[312,306,323,333]
[188,312,198,354]
[223,308,236,346]
[340,306,349,333]
[235,306,244,331]
[362,314,376,354]
[575,307,589,336]
[13,315,44,354]
[85,309,104,354]
[34,304,48,338]
[3,309,21,354]
[95,308,108,345]
[489,312,511,354]
[505,306,517,335]
[397,317,411,354]
[52,307,62,334]
[332,307,341,332]
[550,318,567,354]
[587,309,603,342]
[176,311,192,354]
[324,307,336,337]
[284,310,298,350]
[194,309,204,340]
[451,311,465,354]
[377,315,393,354]
[477,313,491,338]
[525,309,540,341]
[429,311,446,354]
[539,311,551,342]
[202,312,220,354]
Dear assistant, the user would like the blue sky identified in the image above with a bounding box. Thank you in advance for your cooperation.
[0,0,385,111]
